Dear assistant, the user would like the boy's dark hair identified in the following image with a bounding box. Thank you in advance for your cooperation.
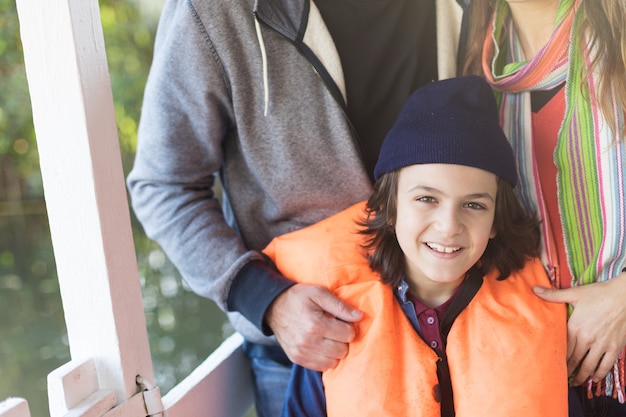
[359,171,541,287]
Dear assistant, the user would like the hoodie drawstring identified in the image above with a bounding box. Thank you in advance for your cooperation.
[254,15,269,116]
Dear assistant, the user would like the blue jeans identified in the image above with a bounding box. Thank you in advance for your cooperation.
[243,341,292,417]
[572,387,626,417]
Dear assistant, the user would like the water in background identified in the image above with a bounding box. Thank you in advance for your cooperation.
[0,1,253,415]
[0,206,233,416]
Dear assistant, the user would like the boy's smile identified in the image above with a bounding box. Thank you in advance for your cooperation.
[395,163,498,307]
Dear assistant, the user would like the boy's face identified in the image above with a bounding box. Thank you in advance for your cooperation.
[395,163,497,306]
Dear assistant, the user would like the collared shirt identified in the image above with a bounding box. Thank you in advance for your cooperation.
[409,290,458,351]
[394,278,461,351]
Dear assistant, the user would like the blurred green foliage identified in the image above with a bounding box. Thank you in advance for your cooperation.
[0,0,38,201]
[1,1,231,416]
[0,0,157,202]
[100,0,157,168]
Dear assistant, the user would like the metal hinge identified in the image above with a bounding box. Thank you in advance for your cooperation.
[136,376,164,417]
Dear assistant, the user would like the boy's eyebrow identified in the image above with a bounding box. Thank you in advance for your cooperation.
[408,185,440,193]
[408,185,495,202]
[466,193,495,202]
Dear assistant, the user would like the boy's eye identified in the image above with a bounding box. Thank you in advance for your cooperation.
[465,202,486,210]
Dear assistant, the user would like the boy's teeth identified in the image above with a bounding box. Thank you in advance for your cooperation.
[427,243,460,253]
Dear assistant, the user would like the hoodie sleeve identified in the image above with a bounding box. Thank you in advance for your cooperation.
[126,0,283,327]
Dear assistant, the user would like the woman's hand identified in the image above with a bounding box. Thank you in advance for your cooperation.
[533,272,626,385]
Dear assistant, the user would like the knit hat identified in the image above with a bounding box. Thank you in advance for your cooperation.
[373,75,517,186]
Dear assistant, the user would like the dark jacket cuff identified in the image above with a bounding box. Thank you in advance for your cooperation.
[227,258,295,335]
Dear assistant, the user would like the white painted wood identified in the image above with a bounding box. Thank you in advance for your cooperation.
[100,393,148,417]
[47,358,99,415]
[15,0,255,416]
[14,0,154,411]
[163,333,254,417]
[0,398,31,417]
[61,391,117,417]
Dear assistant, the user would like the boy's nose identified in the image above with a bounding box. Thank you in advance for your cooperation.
[434,208,464,237]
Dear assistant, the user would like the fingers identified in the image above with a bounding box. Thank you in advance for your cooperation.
[567,320,624,385]
[282,337,348,371]
[275,316,352,371]
[565,333,578,375]
[313,310,358,344]
[265,284,362,371]
[591,352,618,384]
[569,349,609,386]
[310,286,363,323]
[560,278,626,385]
[569,343,623,385]
[569,350,594,386]
[533,285,579,305]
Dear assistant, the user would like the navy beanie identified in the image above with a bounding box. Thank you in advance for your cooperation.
[373,75,518,187]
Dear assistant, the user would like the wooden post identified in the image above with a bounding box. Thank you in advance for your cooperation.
[0,398,31,417]
[15,0,154,413]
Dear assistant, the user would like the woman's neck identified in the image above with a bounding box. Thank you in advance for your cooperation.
[507,0,560,60]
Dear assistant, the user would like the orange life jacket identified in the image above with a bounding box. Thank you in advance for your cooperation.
[263,201,568,417]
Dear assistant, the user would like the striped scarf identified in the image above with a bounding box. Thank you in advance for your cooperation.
[482,0,626,401]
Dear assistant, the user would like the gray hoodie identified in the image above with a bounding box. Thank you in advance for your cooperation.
[127,0,463,345]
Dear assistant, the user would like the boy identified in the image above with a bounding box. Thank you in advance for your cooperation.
[265,76,568,416]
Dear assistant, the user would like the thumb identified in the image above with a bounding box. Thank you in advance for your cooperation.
[533,285,578,304]
[312,288,363,322]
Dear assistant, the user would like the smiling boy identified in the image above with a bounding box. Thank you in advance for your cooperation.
[266,76,568,417]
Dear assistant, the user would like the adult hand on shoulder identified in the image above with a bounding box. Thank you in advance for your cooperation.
[533,272,626,385]
[265,283,363,371]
